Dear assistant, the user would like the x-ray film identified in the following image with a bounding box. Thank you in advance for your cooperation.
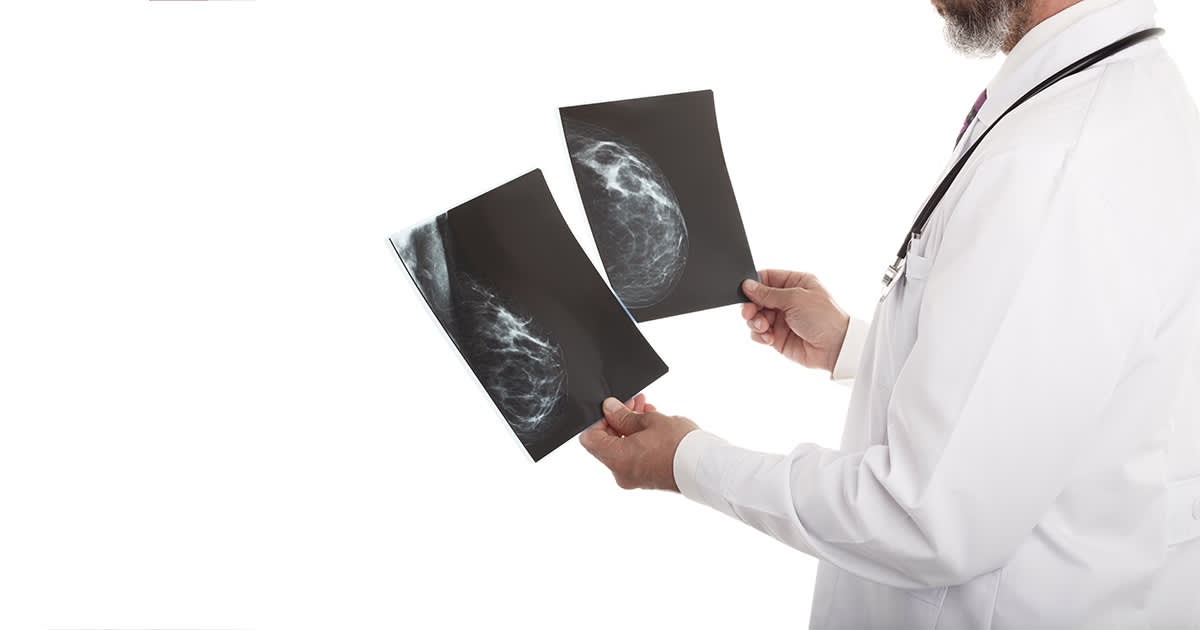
[561,90,758,322]
[389,170,668,462]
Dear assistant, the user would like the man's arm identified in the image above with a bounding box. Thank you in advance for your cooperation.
[585,149,1150,589]
[671,150,1150,588]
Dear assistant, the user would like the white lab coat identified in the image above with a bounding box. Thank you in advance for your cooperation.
[672,0,1200,627]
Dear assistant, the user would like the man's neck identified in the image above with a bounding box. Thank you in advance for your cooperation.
[1003,0,1086,53]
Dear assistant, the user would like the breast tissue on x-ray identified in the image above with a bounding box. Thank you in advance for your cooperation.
[563,117,690,310]
[394,217,568,442]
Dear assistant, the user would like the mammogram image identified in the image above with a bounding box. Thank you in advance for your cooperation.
[563,117,689,310]
[393,217,568,443]
[390,169,669,461]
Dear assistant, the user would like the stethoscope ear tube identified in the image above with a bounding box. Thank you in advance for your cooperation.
[887,27,1165,268]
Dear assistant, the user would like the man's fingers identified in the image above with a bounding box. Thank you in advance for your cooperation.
[750,330,775,346]
[743,278,790,310]
[602,397,646,435]
[760,269,820,291]
[757,269,785,290]
[740,301,759,322]
[579,422,622,461]
[770,309,789,352]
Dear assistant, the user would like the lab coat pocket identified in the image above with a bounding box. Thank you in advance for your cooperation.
[821,569,946,629]
[907,584,948,608]
[904,251,934,282]
[1167,476,1200,545]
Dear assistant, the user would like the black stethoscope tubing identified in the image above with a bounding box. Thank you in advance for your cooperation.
[883,27,1165,289]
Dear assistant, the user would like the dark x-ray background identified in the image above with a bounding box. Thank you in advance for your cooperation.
[561,90,759,322]
[391,170,668,461]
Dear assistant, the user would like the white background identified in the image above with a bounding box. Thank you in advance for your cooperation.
[1,1,1197,628]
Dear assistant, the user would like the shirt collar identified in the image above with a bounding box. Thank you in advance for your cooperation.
[975,0,1159,129]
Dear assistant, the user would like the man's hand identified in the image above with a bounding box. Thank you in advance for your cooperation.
[579,396,699,492]
[741,269,851,374]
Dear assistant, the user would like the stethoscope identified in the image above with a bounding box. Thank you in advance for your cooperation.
[880,27,1165,302]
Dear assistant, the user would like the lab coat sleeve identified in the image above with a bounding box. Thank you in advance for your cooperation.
[830,316,869,384]
[673,149,1148,589]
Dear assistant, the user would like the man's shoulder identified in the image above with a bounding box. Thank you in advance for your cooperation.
[980,49,1192,155]
[973,49,1200,197]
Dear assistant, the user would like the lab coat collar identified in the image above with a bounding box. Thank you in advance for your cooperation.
[975,0,1158,130]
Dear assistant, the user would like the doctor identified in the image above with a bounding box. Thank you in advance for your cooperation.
[580,0,1200,627]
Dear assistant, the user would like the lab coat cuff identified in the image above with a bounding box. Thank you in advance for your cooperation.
[830,316,869,384]
[673,429,728,504]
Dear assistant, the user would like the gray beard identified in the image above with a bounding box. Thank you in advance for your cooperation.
[942,0,1033,58]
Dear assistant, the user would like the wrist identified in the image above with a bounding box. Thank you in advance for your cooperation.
[825,314,851,374]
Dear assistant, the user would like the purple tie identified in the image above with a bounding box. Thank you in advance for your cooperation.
[956,90,988,146]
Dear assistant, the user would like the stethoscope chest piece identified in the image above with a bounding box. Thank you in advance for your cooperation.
[879,255,906,303]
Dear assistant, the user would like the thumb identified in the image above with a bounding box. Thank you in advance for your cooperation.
[602,397,646,435]
[743,278,790,309]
